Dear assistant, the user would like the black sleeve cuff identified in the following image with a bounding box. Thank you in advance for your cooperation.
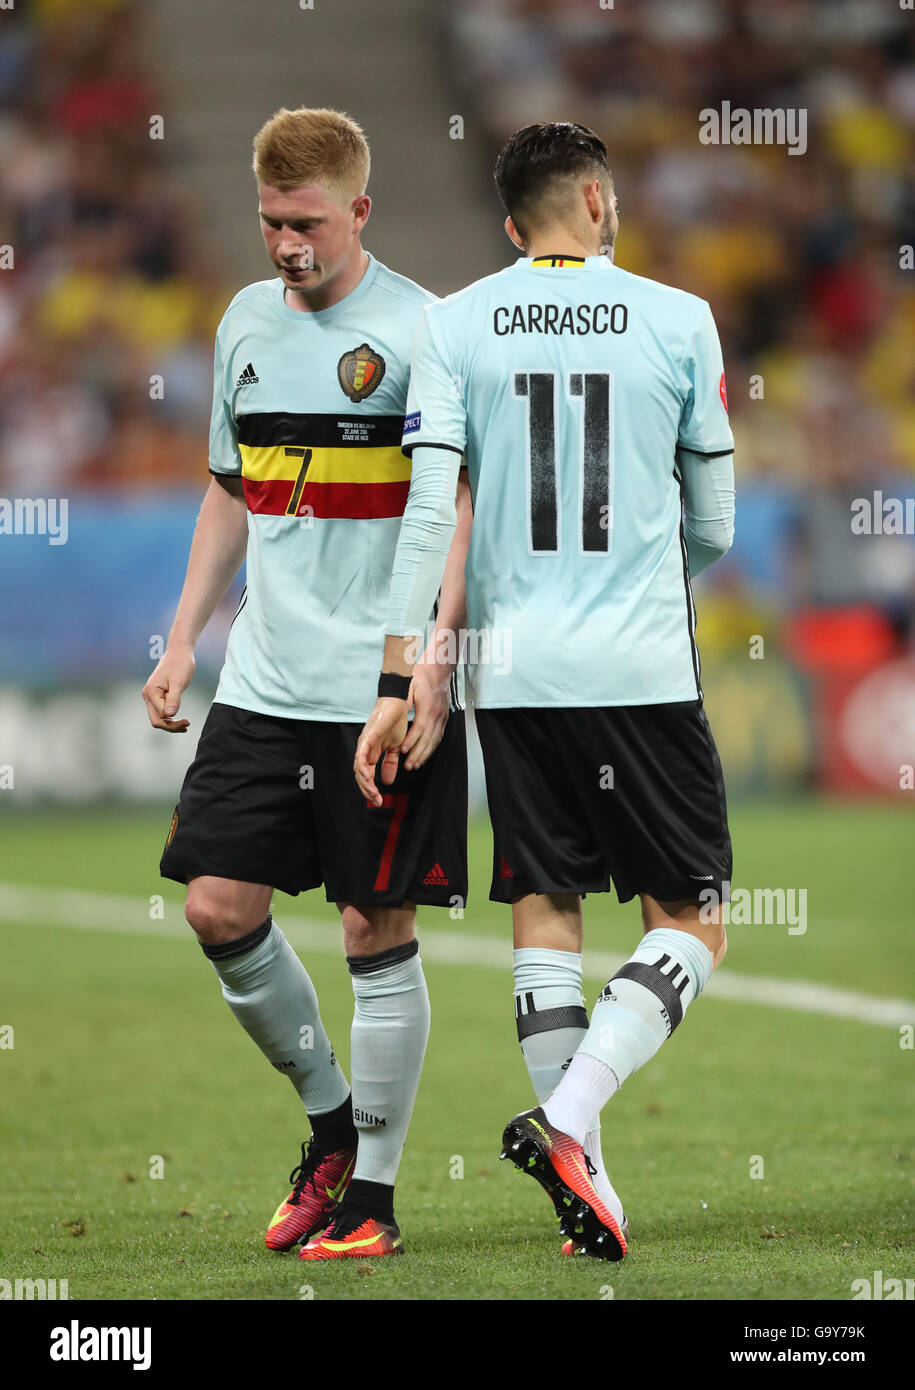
[401,440,465,459]
[676,446,734,459]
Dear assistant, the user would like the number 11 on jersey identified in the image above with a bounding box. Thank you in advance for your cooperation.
[513,370,614,556]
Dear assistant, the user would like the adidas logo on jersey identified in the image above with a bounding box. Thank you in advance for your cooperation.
[236,362,259,386]
[423,861,449,886]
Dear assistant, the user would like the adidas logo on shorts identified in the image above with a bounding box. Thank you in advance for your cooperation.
[423,861,449,886]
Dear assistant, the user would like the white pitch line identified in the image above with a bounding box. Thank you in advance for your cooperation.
[1,882,912,1030]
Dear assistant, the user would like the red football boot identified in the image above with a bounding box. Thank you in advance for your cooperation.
[500,1107,627,1261]
[265,1139,356,1251]
[298,1206,404,1260]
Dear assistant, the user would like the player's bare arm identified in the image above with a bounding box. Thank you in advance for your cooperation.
[141,474,247,732]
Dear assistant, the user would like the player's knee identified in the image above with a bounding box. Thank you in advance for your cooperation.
[185,885,255,945]
[338,903,414,958]
[340,905,381,957]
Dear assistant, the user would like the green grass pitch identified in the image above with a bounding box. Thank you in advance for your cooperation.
[0,801,912,1301]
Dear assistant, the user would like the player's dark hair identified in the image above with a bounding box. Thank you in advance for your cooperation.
[494,122,611,237]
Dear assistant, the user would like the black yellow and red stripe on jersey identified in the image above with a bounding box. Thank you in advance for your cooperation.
[236,412,411,520]
[530,255,586,268]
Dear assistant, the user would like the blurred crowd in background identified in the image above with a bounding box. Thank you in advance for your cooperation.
[0,0,225,497]
[3,0,912,504]
[1,0,913,800]
[450,0,915,492]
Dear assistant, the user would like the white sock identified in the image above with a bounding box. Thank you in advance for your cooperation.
[206,916,350,1117]
[544,1053,617,1144]
[544,928,714,1145]
[513,946,589,1097]
[348,940,430,1187]
[584,1127,625,1226]
[513,947,619,1211]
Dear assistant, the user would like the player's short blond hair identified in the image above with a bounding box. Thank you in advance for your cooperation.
[252,107,370,200]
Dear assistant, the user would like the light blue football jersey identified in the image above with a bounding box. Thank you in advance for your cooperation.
[401,254,734,708]
[208,253,455,721]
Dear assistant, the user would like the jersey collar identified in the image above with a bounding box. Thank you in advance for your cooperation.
[519,254,614,272]
[274,251,380,321]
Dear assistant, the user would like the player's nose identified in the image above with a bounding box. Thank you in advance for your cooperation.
[277,239,312,266]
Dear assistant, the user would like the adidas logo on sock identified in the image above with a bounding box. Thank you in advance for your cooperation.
[236,362,259,386]
[423,861,449,886]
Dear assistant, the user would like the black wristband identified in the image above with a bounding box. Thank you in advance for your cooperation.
[377,671,412,700]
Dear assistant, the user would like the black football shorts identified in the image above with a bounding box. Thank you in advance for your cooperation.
[475,700,731,905]
[160,701,468,908]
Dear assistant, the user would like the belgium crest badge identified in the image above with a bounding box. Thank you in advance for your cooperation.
[338,342,386,402]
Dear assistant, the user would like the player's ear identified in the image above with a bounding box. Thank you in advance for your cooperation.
[505,216,525,252]
[352,194,371,233]
[583,179,603,224]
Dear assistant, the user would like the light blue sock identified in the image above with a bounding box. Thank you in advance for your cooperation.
[513,946,622,1218]
[544,928,714,1141]
[578,927,714,1080]
[206,917,351,1117]
[513,947,588,1101]
[348,940,431,1187]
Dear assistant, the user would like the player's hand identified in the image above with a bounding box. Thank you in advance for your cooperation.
[354,696,411,806]
[142,643,195,732]
[400,663,450,771]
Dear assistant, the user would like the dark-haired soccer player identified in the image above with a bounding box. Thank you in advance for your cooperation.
[355,121,734,1261]
[144,107,471,1260]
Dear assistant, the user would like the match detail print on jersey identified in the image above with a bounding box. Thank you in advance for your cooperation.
[237,412,410,519]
